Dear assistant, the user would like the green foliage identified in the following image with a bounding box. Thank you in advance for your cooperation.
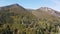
[0,9,59,34]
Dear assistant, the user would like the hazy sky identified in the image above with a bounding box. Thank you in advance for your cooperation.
[0,0,60,11]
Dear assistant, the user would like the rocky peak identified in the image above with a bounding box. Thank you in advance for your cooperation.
[37,7,60,17]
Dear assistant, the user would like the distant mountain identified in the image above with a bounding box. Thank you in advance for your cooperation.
[32,7,60,24]
[37,7,60,17]
[0,4,27,13]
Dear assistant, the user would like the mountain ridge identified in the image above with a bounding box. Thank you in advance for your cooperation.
[0,3,60,34]
[0,4,60,17]
[37,7,60,17]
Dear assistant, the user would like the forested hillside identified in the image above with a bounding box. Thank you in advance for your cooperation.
[0,4,60,34]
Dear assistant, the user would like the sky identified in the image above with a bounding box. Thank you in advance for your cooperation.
[0,0,60,11]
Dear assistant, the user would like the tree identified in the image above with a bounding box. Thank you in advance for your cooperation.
[2,25,13,34]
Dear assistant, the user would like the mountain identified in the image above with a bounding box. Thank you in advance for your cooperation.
[0,4,28,14]
[32,7,60,25]
[0,4,60,34]
[37,7,60,17]
[0,4,39,34]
